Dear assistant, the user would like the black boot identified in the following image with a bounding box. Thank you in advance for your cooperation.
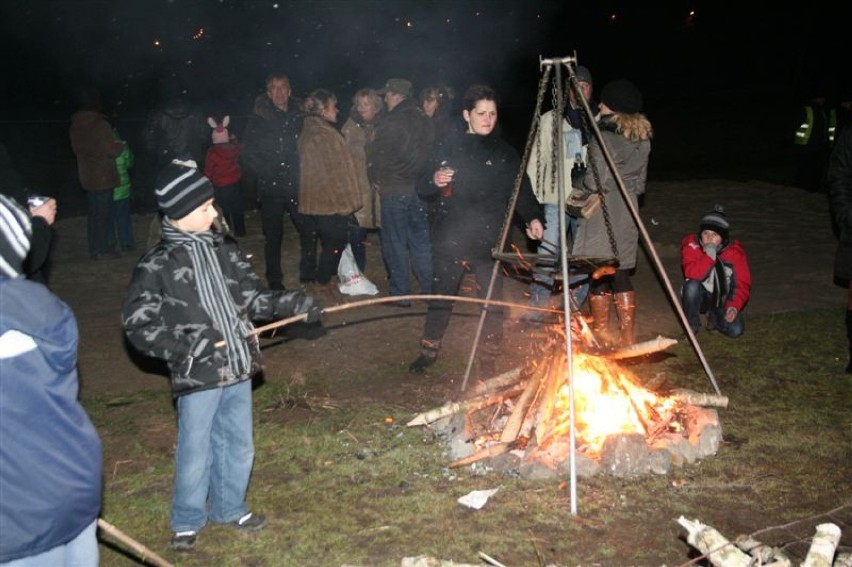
[409,345,439,374]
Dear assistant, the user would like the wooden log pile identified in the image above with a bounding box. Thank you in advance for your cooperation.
[678,517,852,567]
[408,337,726,478]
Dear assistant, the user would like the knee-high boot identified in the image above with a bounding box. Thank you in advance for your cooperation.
[614,291,636,347]
[589,293,613,346]
[845,310,852,373]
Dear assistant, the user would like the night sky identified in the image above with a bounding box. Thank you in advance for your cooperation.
[1,0,846,120]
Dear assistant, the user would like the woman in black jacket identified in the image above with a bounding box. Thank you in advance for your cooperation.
[409,84,544,373]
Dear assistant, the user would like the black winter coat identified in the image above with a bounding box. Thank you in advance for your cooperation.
[142,97,207,166]
[829,128,852,281]
[418,131,543,262]
[241,95,303,199]
[366,98,434,196]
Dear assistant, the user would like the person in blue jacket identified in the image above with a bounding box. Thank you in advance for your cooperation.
[0,194,103,566]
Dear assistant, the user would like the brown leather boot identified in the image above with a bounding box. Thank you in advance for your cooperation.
[588,293,613,346]
[614,291,636,347]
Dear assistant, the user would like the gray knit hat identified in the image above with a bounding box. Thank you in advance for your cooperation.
[0,194,33,278]
[155,158,214,220]
[700,204,730,243]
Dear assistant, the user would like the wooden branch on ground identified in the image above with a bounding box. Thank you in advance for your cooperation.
[677,516,752,567]
[606,335,678,359]
[469,367,525,395]
[669,389,729,408]
[449,442,513,469]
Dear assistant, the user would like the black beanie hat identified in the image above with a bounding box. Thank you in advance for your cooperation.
[699,205,730,244]
[155,158,214,220]
[0,194,32,278]
[600,79,643,114]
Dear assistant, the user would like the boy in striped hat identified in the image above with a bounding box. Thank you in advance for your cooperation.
[122,159,321,550]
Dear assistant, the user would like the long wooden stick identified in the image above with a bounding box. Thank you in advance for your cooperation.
[98,518,175,567]
[217,293,560,348]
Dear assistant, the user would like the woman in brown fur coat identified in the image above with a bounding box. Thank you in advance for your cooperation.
[298,89,363,297]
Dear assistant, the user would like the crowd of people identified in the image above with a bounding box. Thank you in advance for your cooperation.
[0,66,770,562]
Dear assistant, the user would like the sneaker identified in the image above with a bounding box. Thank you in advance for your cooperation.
[171,530,197,551]
[232,512,267,532]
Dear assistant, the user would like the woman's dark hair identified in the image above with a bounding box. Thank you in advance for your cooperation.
[303,88,336,116]
[462,85,498,112]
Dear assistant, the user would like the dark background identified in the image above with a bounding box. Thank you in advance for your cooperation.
[0,0,847,215]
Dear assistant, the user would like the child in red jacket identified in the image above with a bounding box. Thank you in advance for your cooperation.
[204,116,245,236]
[680,205,751,337]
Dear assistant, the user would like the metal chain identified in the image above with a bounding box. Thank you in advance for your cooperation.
[571,65,618,259]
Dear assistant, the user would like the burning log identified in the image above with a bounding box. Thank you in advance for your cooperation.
[499,367,544,443]
[470,367,525,395]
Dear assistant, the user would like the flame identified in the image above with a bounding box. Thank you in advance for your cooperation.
[546,352,673,455]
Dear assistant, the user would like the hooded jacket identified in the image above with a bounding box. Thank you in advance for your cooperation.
[69,110,124,191]
[0,277,102,563]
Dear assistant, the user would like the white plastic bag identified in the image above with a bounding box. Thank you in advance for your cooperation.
[337,244,379,296]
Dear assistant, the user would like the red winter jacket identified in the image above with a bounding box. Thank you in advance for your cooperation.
[680,233,751,312]
[204,141,241,187]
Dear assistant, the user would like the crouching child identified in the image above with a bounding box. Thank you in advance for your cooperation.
[122,160,321,551]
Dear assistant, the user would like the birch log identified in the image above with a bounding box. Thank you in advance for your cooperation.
[449,442,512,469]
[669,389,729,408]
[802,523,841,567]
[677,516,752,567]
[607,336,678,359]
[407,387,524,426]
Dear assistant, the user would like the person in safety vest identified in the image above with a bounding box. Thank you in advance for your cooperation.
[794,95,837,192]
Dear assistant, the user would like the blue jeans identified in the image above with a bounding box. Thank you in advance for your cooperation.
[1,519,98,567]
[530,204,587,307]
[380,194,432,297]
[681,279,745,337]
[171,380,254,533]
[107,196,135,251]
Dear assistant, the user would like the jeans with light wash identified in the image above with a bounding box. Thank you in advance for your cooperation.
[529,203,587,307]
[379,194,432,298]
[1,519,98,567]
[171,379,254,533]
[681,279,745,337]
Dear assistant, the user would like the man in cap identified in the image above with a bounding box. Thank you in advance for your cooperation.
[366,78,435,306]
[680,205,751,337]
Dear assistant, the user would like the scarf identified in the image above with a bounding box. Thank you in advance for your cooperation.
[701,256,729,309]
[162,222,253,378]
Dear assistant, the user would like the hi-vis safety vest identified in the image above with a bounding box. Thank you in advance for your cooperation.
[795,105,837,145]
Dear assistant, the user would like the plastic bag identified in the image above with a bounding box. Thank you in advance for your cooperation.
[337,244,379,296]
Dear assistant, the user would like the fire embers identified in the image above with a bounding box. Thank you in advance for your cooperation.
[410,352,725,479]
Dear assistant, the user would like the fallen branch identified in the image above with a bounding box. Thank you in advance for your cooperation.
[449,442,513,469]
[606,335,678,359]
[669,389,729,408]
[98,518,175,567]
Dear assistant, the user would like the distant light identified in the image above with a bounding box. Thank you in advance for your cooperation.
[405,21,413,29]
[272,3,278,8]
[192,27,204,40]
[153,39,161,47]
[609,13,618,22]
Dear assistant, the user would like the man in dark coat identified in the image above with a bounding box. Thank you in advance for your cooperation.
[241,73,316,290]
[142,76,208,167]
[829,127,852,370]
[366,78,435,306]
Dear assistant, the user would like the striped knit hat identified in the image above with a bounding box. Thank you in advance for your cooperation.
[155,158,214,220]
[0,194,33,278]
[699,204,730,244]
